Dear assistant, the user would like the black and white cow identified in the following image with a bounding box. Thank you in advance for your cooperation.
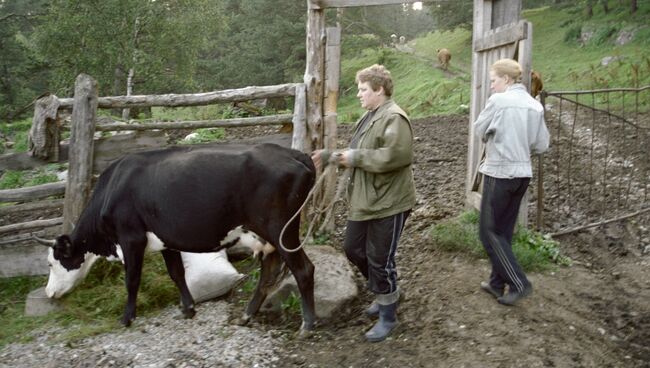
[36,143,316,334]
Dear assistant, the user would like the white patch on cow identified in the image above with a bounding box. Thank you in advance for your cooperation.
[105,245,125,263]
[221,226,275,257]
[45,249,99,299]
[237,230,275,258]
[145,232,167,252]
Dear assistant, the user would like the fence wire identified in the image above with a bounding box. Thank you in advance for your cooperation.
[534,86,650,235]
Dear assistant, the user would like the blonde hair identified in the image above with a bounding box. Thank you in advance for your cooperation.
[490,59,522,83]
[355,64,394,97]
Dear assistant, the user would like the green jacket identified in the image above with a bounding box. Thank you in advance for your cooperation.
[330,99,416,221]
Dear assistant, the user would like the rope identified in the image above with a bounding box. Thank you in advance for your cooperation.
[277,164,340,253]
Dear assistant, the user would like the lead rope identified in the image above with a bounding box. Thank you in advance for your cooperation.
[278,164,344,253]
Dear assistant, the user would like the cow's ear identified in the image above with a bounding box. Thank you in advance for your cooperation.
[54,235,73,258]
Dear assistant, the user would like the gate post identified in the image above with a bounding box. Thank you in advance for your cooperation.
[62,74,98,234]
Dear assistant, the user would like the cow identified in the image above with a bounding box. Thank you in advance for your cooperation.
[437,48,451,71]
[530,70,543,98]
[35,142,317,335]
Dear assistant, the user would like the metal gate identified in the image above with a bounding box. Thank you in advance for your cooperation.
[534,86,650,235]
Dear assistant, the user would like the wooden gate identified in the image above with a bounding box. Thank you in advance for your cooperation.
[465,0,534,225]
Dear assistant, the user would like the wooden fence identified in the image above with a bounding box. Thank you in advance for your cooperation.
[0,78,308,276]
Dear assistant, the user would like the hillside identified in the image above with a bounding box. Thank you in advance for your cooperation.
[337,4,650,121]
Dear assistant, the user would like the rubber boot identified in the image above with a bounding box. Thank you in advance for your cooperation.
[365,301,379,318]
[365,302,398,342]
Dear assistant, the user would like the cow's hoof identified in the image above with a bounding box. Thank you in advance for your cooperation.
[294,328,315,340]
[182,307,196,319]
[120,317,134,327]
[236,314,251,326]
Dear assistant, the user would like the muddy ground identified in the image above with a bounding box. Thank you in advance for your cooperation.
[2,114,649,367]
[274,115,650,368]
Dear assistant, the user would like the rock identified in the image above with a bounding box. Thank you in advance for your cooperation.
[261,245,358,318]
[25,287,62,316]
[615,30,634,45]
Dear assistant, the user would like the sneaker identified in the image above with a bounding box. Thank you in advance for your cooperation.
[480,281,504,299]
[497,284,533,306]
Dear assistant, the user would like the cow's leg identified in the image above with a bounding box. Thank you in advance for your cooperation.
[277,220,316,334]
[119,236,147,327]
[161,249,196,319]
[284,249,316,333]
[238,251,284,326]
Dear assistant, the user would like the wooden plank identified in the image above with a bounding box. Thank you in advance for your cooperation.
[473,20,527,52]
[0,182,66,203]
[491,0,521,28]
[58,83,301,109]
[311,0,425,9]
[0,217,63,235]
[63,74,98,234]
[90,114,294,132]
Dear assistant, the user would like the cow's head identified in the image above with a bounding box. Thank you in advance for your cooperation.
[35,235,99,298]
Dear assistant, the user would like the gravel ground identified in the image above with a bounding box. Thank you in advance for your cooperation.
[1,300,288,368]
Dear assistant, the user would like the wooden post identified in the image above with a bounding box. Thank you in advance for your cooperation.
[305,0,326,151]
[63,74,98,234]
[321,26,342,231]
[292,84,308,152]
[28,95,61,161]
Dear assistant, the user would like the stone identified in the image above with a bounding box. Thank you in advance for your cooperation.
[261,245,358,318]
[25,287,62,316]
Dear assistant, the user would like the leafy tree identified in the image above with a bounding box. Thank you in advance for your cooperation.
[0,0,48,121]
[426,0,473,31]
[195,0,307,90]
[35,0,226,98]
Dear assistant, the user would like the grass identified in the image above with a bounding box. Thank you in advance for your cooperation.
[0,164,64,190]
[429,210,571,272]
[0,254,178,348]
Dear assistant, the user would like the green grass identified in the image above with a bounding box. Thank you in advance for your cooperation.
[0,254,179,348]
[429,210,571,272]
[0,164,63,190]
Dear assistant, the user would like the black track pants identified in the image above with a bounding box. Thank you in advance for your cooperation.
[343,210,410,295]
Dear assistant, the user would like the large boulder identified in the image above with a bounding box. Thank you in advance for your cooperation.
[261,245,358,318]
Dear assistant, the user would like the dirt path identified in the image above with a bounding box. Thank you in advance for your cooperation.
[281,115,650,368]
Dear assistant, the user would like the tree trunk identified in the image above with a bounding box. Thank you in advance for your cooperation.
[631,0,637,13]
[586,0,594,17]
[601,0,609,13]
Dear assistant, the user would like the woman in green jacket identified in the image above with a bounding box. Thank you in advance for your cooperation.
[312,64,416,342]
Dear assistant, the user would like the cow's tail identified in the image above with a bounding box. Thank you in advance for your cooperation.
[278,163,334,253]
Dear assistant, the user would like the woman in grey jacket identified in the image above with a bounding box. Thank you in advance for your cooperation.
[473,59,550,306]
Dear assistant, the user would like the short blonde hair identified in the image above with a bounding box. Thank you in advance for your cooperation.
[355,64,394,97]
[490,59,522,83]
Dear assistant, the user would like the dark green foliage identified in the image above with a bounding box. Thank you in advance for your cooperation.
[426,0,473,31]
[564,24,584,43]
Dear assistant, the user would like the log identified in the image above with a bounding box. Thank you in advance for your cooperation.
[0,182,66,202]
[0,198,63,216]
[57,83,301,109]
[310,0,424,9]
[89,114,294,132]
[0,217,63,235]
[63,74,98,234]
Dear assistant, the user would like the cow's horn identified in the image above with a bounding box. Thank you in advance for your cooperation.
[32,234,56,247]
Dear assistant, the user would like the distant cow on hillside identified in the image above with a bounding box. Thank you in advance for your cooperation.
[531,70,543,98]
[437,48,451,71]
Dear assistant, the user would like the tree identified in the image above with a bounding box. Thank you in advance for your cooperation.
[427,0,473,31]
[196,0,308,90]
[0,0,48,121]
[35,0,226,98]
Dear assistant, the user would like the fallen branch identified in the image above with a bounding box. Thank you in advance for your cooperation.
[549,206,650,237]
